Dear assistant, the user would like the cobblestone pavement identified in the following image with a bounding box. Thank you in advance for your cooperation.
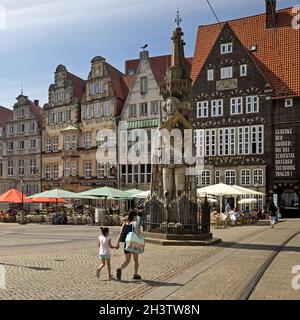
[0,221,299,300]
[143,219,300,300]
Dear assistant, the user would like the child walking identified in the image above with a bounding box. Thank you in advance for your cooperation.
[96,227,118,279]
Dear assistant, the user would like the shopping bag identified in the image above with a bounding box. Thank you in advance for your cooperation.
[125,224,145,254]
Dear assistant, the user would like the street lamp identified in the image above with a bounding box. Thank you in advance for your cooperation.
[254,179,259,210]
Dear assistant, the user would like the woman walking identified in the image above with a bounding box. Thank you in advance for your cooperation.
[268,201,278,229]
[116,211,142,281]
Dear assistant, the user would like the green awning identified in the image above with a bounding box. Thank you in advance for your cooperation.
[127,118,159,130]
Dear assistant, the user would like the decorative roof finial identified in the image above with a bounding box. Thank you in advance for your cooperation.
[175,9,182,28]
[21,82,23,95]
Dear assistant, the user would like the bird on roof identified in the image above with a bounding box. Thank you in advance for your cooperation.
[141,44,148,50]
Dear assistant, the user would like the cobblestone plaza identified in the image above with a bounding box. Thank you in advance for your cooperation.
[0,220,299,300]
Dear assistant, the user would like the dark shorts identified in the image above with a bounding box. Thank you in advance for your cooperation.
[124,243,131,254]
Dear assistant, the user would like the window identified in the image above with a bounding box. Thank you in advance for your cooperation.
[230,97,243,115]
[211,99,223,117]
[103,101,110,115]
[65,110,71,122]
[84,132,92,149]
[225,170,236,185]
[57,111,63,123]
[201,170,211,186]
[49,112,55,125]
[19,140,25,150]
[84,105,93,119]
[45,165,51,180]
[71,135,77,149]
[99,81,105,93]
[207,69,214,81]
[221,67,233,79]
[221,43,233,54]
[29,122,35,132]
[240,64,247,76]
[195,129,204,158]
[246,96,259,113]
[140,77,148,94]
[241,169,251,186]
[140,103,148,116]
[46,139,52,153]
[251,125,264,154]
[215,170,221,184]
[7,160,14,176]
[84,162,92,179]
[71,161,77,177]
[64,162,70,177]
[64,135,71,150]
[7,141,14,151]
[89,83,97,95]
[18,160,25,176]
[285,99,293,107]
[19,123,25,133]
[9,125,14,134]
[29,159,37,175]
[219,128,235,156]
[97,161,105,178]
[197,101,209,118]
[18,108,25,118]
[94,103,103,118]
[30,139,37,149]
[129,104,137,117]
[108,161,116,178]
[205,129,216,156]
[253,169,264,186]
[238,127,250,155]
[53,137,59,152]
[150,101,159,115]
[53,164,59,180]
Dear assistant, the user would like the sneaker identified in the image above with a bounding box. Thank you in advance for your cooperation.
[133,274,142,280]
[96,269,100,278]
[117,268,122,280]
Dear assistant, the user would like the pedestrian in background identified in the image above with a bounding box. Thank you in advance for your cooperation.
[268,201,278,229]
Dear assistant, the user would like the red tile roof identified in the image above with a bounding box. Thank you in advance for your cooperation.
[0,106,12,128]
[125,54,193,84]
[191,7,300,98]
[67,72,85,102]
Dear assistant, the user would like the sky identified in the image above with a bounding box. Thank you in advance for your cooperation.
[0,0,297,108]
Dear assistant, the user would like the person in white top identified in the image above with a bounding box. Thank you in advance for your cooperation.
[96,227,118,279]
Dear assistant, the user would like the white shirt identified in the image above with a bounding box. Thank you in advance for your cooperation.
[99,235,110,255]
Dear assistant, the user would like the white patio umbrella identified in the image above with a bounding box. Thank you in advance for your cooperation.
[238,198,257,204]
[133,190,150,199]
[232,185,265,196]
[197,183,244,212]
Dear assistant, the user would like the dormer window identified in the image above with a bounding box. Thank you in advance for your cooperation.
[207,69,214,81]
[18,108,25,118]
[221,43,233,54]
[285,99,293,107]
[221,67,233,79]
[99,81,105,93]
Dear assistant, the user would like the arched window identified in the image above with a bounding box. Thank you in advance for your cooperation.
[225,170,236,185]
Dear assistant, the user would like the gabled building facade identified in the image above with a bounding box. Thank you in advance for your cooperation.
[119,51,192,190]
[42,65,85,192]
[1,95,42,195]
[79,56,128,190]
[192,1,300,216]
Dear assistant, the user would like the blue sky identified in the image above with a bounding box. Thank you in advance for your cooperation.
[0,0,297,108]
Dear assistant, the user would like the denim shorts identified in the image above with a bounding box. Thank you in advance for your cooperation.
[99,254,111,260]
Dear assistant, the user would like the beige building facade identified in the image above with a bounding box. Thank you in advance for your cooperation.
[1,95,42,196]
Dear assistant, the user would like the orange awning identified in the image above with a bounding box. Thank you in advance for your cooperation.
[0,189,28,204]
